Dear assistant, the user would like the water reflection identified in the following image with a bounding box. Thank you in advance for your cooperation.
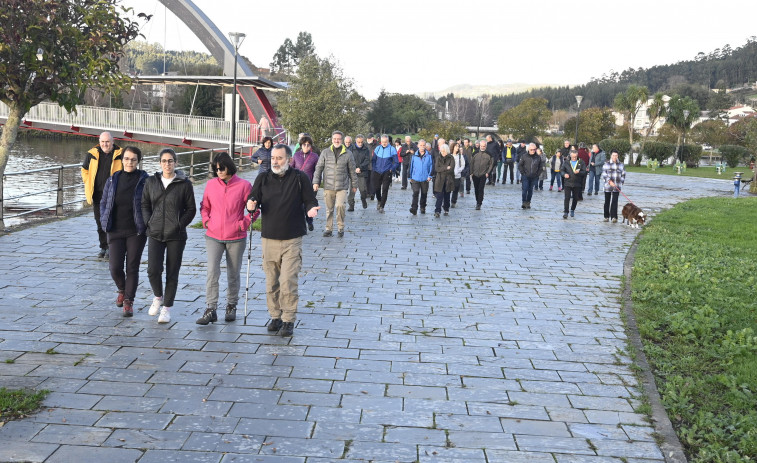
[3,136,204,227]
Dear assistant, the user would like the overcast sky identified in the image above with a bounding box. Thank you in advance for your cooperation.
[122,0,757,99]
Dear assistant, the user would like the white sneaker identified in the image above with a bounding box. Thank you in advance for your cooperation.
[158,307,171,324]
[148,296,163,316]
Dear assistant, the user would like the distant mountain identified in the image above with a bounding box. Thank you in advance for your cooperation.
[419,83,558,99]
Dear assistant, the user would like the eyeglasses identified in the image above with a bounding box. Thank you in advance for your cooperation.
[160,159,175,164]
[123,158,138,163]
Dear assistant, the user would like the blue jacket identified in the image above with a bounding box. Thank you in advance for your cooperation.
[372,144,400,174]
[251,146,272,173]
[409,151,433,182]
[100,169,149,234]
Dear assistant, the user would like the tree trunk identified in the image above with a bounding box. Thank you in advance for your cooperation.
[0,103,25,228]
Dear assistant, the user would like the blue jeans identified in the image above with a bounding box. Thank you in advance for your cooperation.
[550,171,562,189]
[521,176,537,203]
[587,170,600,193]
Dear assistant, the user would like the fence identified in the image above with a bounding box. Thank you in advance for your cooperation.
[0,147,257,229]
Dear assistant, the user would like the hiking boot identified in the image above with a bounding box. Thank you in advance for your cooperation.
[123,300,133,318]
[434,212,440,218]
[361,198,368,209]
[149,296,163,316]
[563,212,568,219]
[443,211,449,216]
[475,204,481,210]
[526,202,531,209]
[521,203,527,209]
[338,230,344,238]
[158,307,171,324]
[409,208,417,215]
[450,203,456,208]
[116,290,125,307]
[225,304,237,322]
[612,218,618,223]
[97,248,106,259]
[323,230,333,237]
[280,322,294,337]
[570,210,575,217]
[604,218,609,222]
[587,191,592,196]
[420,208,426,214]
[268,318,282,332]
[347,204,355,212]
[196,308,217,325]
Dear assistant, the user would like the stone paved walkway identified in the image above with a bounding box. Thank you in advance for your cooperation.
[0,169,731,463]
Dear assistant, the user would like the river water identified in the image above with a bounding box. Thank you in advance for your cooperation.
[2,137,202,227]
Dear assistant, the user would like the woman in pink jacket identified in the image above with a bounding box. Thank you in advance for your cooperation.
[197,152,253,324]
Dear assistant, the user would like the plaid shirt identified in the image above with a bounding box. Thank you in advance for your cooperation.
[602,161,626,192]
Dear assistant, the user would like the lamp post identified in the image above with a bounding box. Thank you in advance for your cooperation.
[574,95,583,146]
[680,109,690,164]
[228,32,246,157]
[476,96,483,138]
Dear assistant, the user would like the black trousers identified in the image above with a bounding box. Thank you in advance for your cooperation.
[564,185,581,212]
[401,163,410,188]
[604,191,620,219]
[147,237,186,307]
[108,233,147,301]
[465,175,472,192]
[372,170,392,208]
[488,164,497,184]
[472,175,487,205]
[434,184,451,213]
[410,180,429,212]
[451,178,463,204]
[503,161,515,183]
[93,201,108,250]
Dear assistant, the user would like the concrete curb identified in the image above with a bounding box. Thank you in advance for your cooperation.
[623,238,689,463]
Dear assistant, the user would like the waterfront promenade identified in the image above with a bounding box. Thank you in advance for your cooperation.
[0,169,730,462]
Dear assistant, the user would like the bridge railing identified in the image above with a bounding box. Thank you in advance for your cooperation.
[0,102,267,145]
[0,146,258,229]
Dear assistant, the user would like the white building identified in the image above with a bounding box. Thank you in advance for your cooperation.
[612,95,671,136]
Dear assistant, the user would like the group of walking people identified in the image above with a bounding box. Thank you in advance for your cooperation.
[82,130,627,337]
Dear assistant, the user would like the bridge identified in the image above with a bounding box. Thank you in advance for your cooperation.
[0,100,287,150]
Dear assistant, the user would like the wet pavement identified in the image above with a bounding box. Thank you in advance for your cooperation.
[0,169,732,462]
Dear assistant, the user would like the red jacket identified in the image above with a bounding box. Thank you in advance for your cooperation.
[201,174,253,241]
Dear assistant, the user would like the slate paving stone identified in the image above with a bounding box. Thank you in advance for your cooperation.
[0,173,726,462]
[32,423,112,445]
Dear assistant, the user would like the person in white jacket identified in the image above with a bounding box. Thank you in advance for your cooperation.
[450,141,466,207]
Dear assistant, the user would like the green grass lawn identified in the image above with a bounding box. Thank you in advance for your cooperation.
[632,197,757,461]
[0,387,49,422]
[625,165,755,180]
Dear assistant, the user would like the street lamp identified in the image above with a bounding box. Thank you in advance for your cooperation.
[574,95,583,146]
[476,96,483,138]
[680,109,690,164]
[228,32,246,157]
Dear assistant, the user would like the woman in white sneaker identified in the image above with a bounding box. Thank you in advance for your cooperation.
[141,148,197,323]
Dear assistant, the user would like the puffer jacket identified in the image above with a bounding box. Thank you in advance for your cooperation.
[372,144,399,174]
[350,144,371,178]
[201,174,252,241]
[433,154,456,193]
[141,170,197,242]
[251,146,272,174]
[81,145,123,204]
[312,144,358,190]
[560,158,587,188]
[518,153,543,179]
[470,150,494,177]
[409,151,433,182]
[99,169,149,234]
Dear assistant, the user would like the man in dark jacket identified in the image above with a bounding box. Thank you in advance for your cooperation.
[470,139,494,210]
[462,138,473,193]
[518,143,544,209]
[248,144,319,337]
[587,144,606,196]
[348,135,371,210]
[485,134,501,185]
[515,140,527,184]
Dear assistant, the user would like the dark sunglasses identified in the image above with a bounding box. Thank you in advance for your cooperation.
[216,165,227,172]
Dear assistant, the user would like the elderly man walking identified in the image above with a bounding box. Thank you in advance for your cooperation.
[518,143,544,209]
[470,139,493,210]
[313,131,358,238]
[248,144,319,337]
[371,135,400,213]
[81,131,124,258]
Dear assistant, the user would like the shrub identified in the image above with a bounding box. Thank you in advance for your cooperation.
[719,145,750,168]
[598,138,631,157]
[541,136,563,157]
[643,141,676,164]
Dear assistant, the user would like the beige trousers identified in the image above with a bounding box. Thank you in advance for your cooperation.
[323,189,347,232]
[261,236,303,323]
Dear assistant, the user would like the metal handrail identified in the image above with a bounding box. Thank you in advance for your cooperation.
[1,146,258,229]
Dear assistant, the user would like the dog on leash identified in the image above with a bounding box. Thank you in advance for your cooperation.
[621,203,645,228]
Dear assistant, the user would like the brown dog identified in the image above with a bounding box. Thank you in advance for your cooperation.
[621,202,645,228]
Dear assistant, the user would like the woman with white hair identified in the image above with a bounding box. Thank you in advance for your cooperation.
[433,143,455,217]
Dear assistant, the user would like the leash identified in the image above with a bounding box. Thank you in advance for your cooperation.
[618,188,635,206]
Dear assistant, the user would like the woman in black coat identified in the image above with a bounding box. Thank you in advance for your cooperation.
[559,148,586,219]
[433,143,455,217]
[141,148,196,323]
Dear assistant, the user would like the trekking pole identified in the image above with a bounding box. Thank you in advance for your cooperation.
[243,206,260,325]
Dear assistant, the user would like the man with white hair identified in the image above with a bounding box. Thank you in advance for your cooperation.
[313,131,358,237]
[517,142,544,209]
[371,135,400,213]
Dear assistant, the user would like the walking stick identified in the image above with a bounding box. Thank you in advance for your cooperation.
[243,207,260,325]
